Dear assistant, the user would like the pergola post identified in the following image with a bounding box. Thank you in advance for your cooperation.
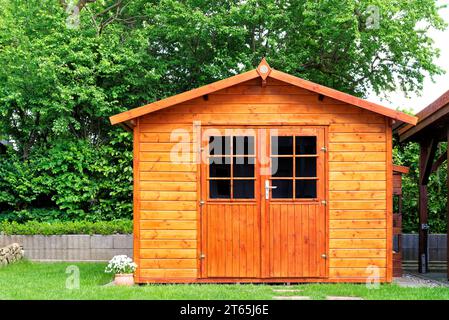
[447,129,449,280]
[418,141,430,273]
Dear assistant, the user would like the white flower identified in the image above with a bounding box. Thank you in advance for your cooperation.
[105,255,137,274]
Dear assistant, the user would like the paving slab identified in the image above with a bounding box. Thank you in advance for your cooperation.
[273,296,310,300]
[103,281,115,287]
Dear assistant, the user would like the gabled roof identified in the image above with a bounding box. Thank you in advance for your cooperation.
[396,89,449,142]
[110,59,417,127]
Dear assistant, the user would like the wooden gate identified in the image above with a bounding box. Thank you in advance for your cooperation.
[200,127,327,280]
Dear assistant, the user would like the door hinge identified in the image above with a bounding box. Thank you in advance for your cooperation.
[321,200,327,205]
[321,146,327,152]
[199,253,206,260]
[199,200,205,206]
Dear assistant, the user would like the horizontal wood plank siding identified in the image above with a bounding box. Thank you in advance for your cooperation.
[136,78,388,282]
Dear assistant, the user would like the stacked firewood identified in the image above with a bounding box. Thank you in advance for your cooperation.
[0,243,24,266]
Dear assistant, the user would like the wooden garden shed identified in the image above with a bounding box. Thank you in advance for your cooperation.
[110,59,417,284]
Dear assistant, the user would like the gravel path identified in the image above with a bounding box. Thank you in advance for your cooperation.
[394,273,446,288]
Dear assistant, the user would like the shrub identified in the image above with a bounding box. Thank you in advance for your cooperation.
[0,136,133,223]
[0,219,133,235]
[0,208,69,223]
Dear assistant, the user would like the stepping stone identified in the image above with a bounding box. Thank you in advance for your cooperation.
[272,289,303,293]
[273,296,310,300]
[103,281,116,287]
[326,296,363,300]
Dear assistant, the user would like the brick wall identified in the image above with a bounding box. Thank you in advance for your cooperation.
[0,235,132,262]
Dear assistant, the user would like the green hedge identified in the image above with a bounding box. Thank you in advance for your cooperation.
[0,219,133,235]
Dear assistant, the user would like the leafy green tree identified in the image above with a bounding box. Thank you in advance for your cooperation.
[394,139,448,233]
[138,0,446,96]
[0,0,446,222]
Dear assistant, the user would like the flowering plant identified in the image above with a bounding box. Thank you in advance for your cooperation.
[105,255,137,274]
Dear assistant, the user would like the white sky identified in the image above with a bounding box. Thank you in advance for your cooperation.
[368,3,449,113]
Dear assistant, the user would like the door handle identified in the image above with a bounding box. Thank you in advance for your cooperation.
[265,180,277,200]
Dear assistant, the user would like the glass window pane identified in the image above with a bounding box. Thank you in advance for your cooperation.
[209,136,231,155]
[272,180,293,199]
[233,136,254,155]
[296,157,317,177]
[210,180,231,198]
[209,157,231,177]
[296,136,316,155]
[272,157,293,177]
[295,180,317,198]
[233,157,255,177]
[271,136,293,155]
[233,180,255,199]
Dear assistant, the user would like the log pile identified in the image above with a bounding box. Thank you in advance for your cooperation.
[0,243,24,266]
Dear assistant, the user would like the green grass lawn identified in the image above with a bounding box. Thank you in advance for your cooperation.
[0,261,449,300]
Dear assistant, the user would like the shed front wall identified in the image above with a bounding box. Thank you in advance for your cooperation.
[133,78,391,283]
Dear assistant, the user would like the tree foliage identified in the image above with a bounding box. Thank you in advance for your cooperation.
[394,140,448,233]
[0,0,446,222]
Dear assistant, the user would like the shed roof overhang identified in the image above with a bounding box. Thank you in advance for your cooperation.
[393,165,410,174]
[396,90,449,143]
[394,89,449,277]
[110,59,418,128]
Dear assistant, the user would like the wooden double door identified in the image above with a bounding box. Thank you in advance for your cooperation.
[200,126,327,279]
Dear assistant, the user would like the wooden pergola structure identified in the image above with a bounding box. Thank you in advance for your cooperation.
[396,90,449,277]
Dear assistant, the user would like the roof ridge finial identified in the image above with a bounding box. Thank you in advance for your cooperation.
[257,57,271,80]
